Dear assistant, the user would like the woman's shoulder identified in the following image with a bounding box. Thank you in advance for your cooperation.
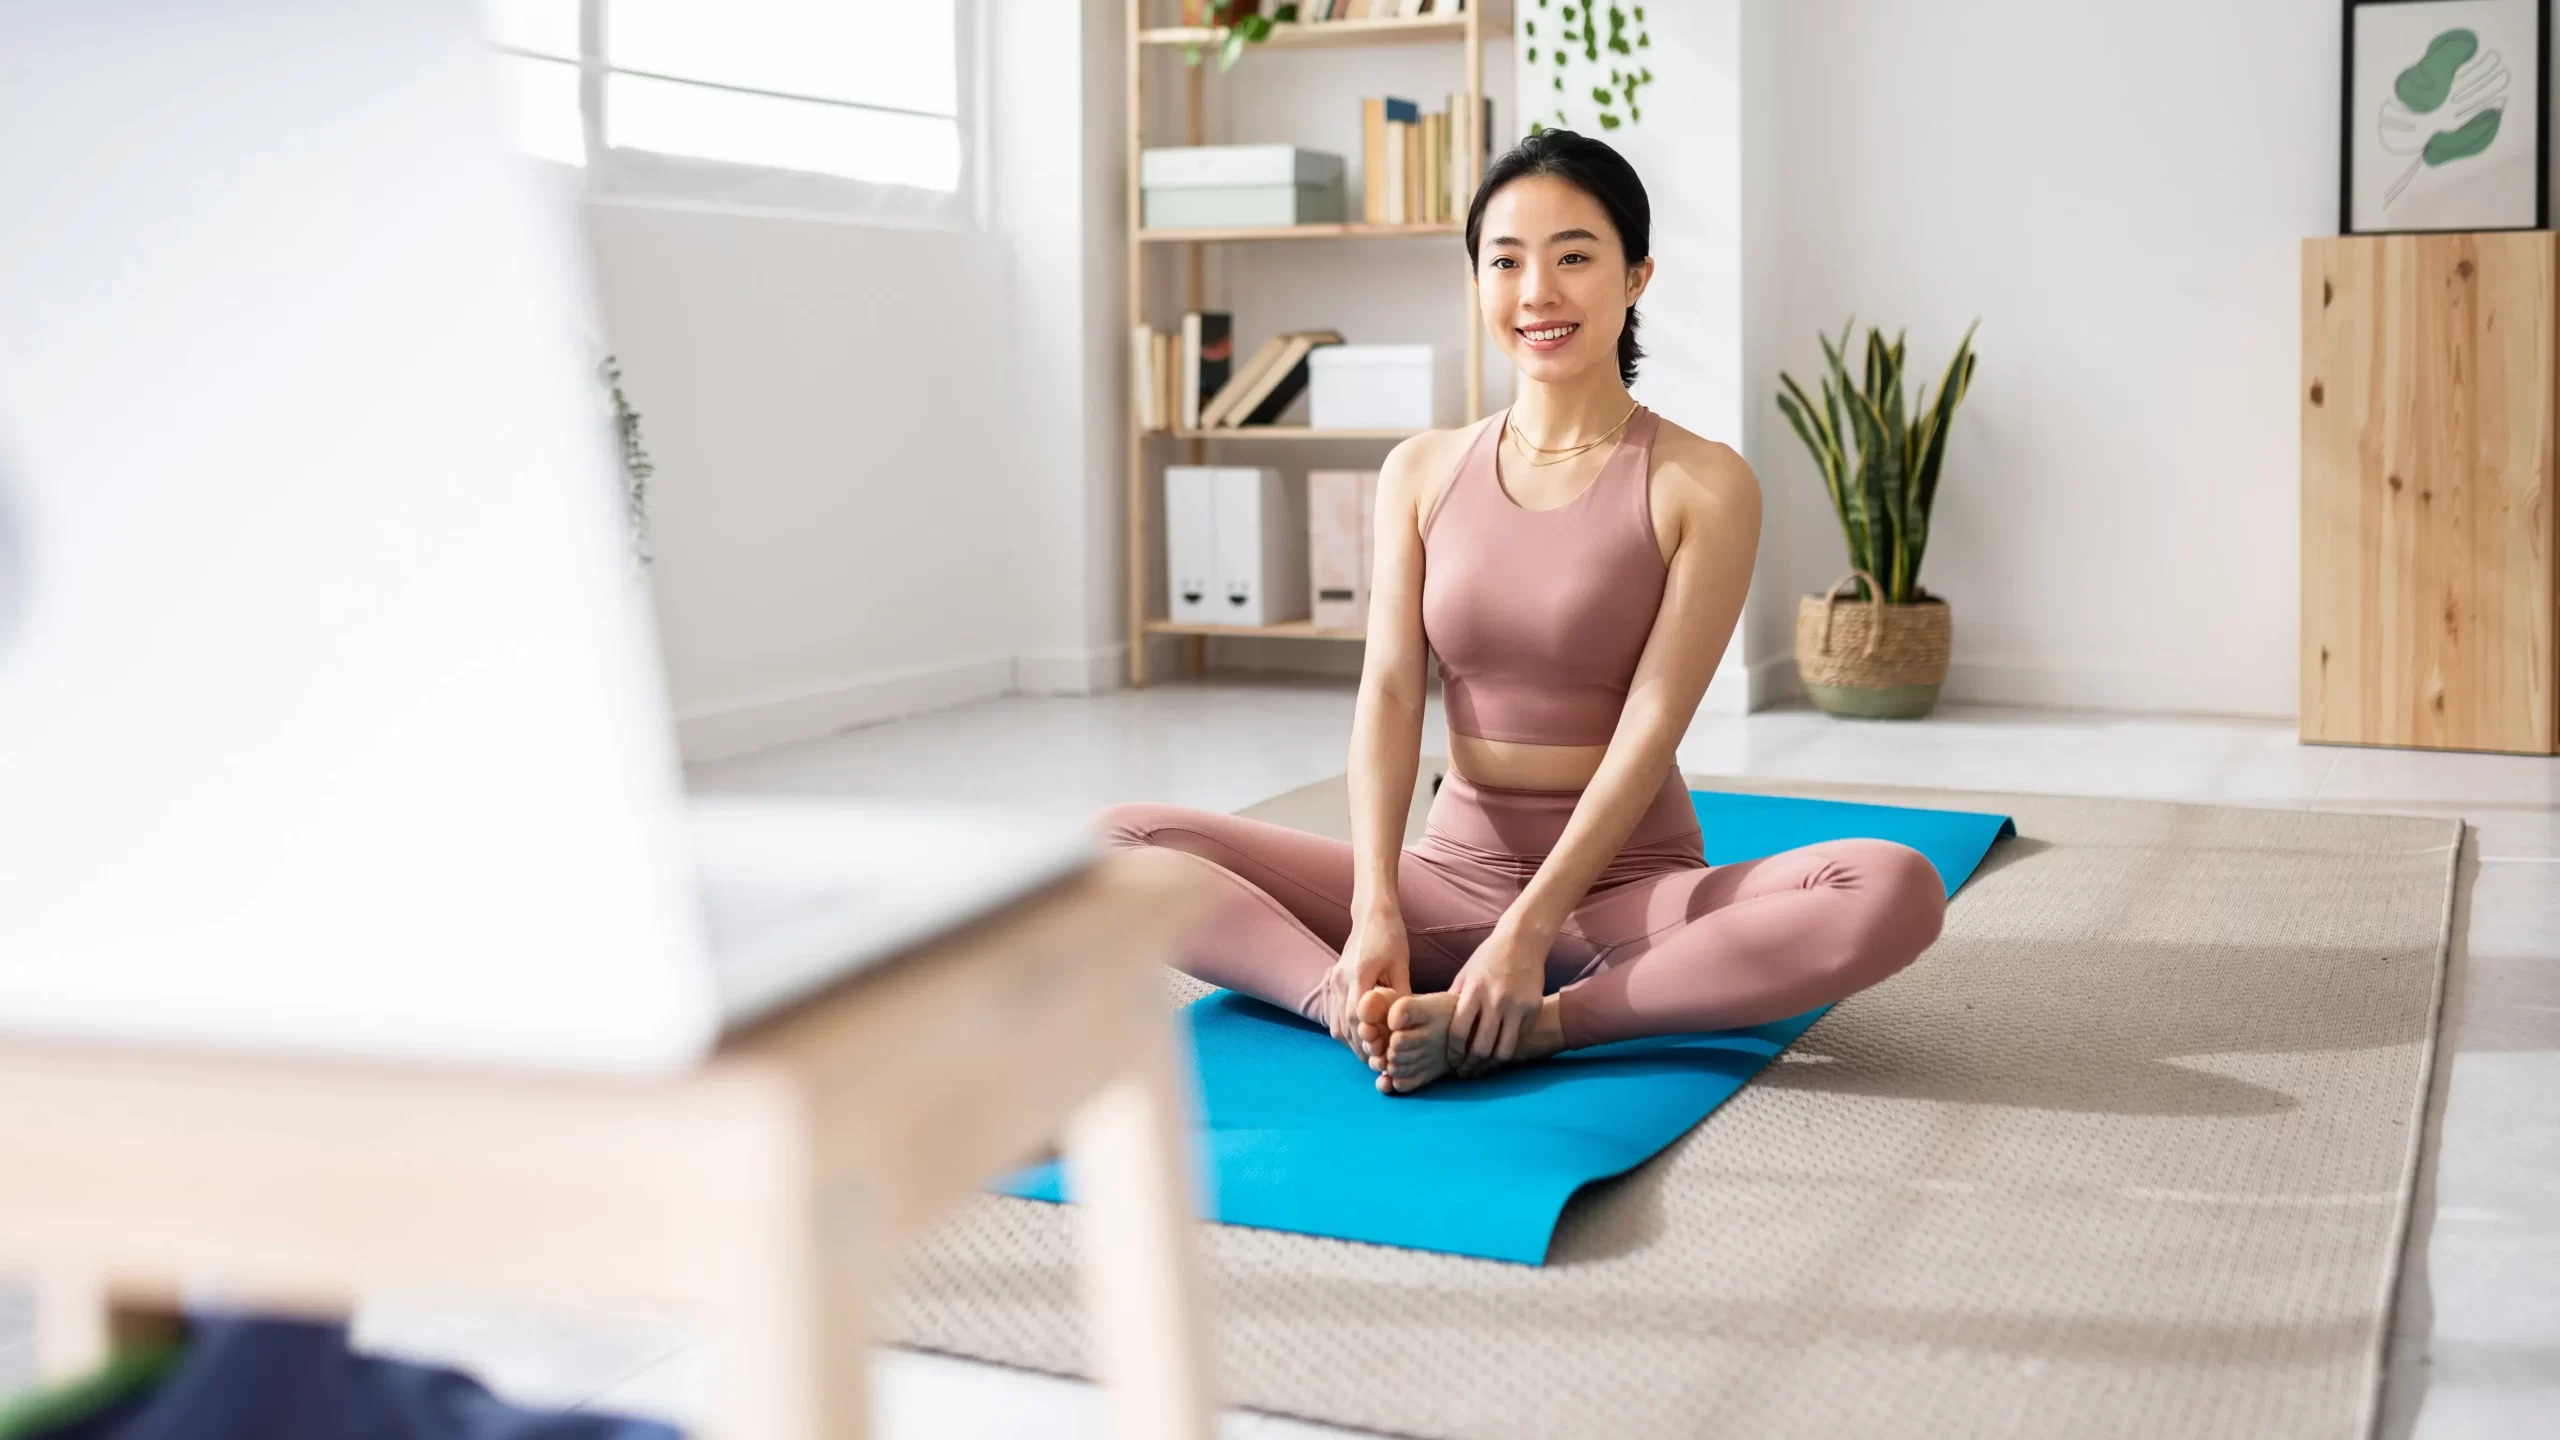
[1646,412,1760,511]
[1379,415,1498,513]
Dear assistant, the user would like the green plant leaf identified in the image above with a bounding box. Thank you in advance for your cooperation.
[1598,110,1620,128]
[1220,29,1248,68]
[1591,85,1613,103]
[1779,373,1854,561]
[1908,320,1980,554]
[1527,46,1538,60]
[1525,19,1536,34]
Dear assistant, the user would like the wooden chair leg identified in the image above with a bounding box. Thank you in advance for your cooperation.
[1063,1009,1215,1440]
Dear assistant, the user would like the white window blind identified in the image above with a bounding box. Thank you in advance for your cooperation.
[478,0,967,223]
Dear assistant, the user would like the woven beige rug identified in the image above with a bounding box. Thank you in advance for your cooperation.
[884,771,2460,1440]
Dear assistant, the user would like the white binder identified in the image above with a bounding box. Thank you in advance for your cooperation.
[1166,466,1220,625]
[1213,467,1308,628]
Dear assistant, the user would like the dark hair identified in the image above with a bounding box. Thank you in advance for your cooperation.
[1463,129,1651,386]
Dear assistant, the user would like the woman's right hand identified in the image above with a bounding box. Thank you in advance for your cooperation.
[1328,912,1411,1059]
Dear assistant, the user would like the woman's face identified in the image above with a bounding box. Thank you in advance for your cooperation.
[1474,173,1652,388]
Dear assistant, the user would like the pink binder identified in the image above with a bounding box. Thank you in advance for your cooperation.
[1307,469,1378,633]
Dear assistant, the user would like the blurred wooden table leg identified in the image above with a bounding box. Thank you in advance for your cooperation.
[1064,988,1214,1440]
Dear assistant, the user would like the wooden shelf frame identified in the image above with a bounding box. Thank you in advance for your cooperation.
[1137,220,1460,243]
[1153,425,1419,441]
[1138,14,1475,51]
[1124,0,1494,686]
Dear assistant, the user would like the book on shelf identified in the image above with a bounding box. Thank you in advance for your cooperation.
[1179,310,1233,431]
[1363,92,1488,224]
[1223,329,1344,427]
[1200,333,1285,429]
[1132,323,1157,431]
[1371,97,1417,224]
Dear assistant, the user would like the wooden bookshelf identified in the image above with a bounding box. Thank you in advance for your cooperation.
[1124,0,1500,686]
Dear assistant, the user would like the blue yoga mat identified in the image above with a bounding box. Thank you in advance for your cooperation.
[998,789,2016,1264]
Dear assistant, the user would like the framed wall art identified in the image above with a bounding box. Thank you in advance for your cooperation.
[2342,0,2551,233]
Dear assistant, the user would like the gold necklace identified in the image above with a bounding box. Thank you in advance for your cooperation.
[1505,400,1640,467]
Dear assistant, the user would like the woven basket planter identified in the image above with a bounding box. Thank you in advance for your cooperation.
[1795,569,1952,719]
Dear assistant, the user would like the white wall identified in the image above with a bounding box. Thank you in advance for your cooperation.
[1752,0,2334,717]
[593,0,1130,762]
[588,202,1026,761]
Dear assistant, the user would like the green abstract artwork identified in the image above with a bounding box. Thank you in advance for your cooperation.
[2378,27,2510,209]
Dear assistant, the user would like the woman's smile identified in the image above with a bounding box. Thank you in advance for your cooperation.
[1517,320,1580,351]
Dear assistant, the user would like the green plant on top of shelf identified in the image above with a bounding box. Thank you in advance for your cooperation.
[1526,0,1651,132]
[1186,2,1301,71]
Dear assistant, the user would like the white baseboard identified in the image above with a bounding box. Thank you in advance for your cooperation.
[674,653,1016,763]
[1013,642,1125,695]
[1701,653,1802,715]
[1940,658,2294,719]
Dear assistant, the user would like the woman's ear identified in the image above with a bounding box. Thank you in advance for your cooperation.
[1625,255,1656,310]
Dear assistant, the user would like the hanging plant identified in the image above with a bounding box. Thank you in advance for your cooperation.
[1525,0,1652,133]
[1183,1,1300,72]
[598,354,654,567]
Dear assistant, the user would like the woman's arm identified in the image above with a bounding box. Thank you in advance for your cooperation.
[1345,435,1438,923]
[1317,434,1448,1049]
[1507,437,1763,940]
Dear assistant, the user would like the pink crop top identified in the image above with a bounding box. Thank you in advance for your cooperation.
[1419,405,1669,746]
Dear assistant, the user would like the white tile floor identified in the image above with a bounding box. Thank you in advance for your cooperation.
[4,680,2552,1436]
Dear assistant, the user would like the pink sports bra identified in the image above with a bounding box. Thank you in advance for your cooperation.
[1419,405,1669,746]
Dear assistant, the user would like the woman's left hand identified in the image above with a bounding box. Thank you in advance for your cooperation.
[1447,918,1553,1076]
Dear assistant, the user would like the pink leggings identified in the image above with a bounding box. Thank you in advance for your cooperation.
[1094,765,1948,1049]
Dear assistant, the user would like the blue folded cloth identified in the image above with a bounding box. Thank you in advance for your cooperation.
[999,788,2014,1264]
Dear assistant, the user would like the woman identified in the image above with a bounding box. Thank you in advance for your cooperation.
[1097,130,1945,1095]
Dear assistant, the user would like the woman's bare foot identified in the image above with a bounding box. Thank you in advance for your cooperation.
[1354,987,1398,1067]
[1378,993,1570,1094]
[1378,991,1462,1093]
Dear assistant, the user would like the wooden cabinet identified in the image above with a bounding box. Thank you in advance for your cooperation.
[2301,232,2559,754]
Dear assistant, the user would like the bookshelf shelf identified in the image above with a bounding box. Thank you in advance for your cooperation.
[1125,0,1495,687]
[1138,220,1460,243]
[1159,426,1418,441]
[1138,15,1472,51]
[1145,619,1368,641]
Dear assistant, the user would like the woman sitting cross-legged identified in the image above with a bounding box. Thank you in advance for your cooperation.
[1095,129,1946,1095]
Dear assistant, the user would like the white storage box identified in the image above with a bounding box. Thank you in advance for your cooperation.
[1165,466,1309,628]
[1308,344,1435,431]
[1141,145,1347,229]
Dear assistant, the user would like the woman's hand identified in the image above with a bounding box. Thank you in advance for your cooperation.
[1327,911,1411,1059]
[1447,919,1552,1075]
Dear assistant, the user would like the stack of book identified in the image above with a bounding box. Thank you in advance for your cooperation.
[1137,315,1345,431]
[1134,310,1243,433]
[1200,328,1342,428]
[1362,93,1492,226]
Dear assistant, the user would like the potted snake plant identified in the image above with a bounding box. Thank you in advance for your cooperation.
[1775,318,1979,719]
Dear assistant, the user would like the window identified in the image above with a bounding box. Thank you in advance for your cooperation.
[477,0,968,223]
[482,0,584,168]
